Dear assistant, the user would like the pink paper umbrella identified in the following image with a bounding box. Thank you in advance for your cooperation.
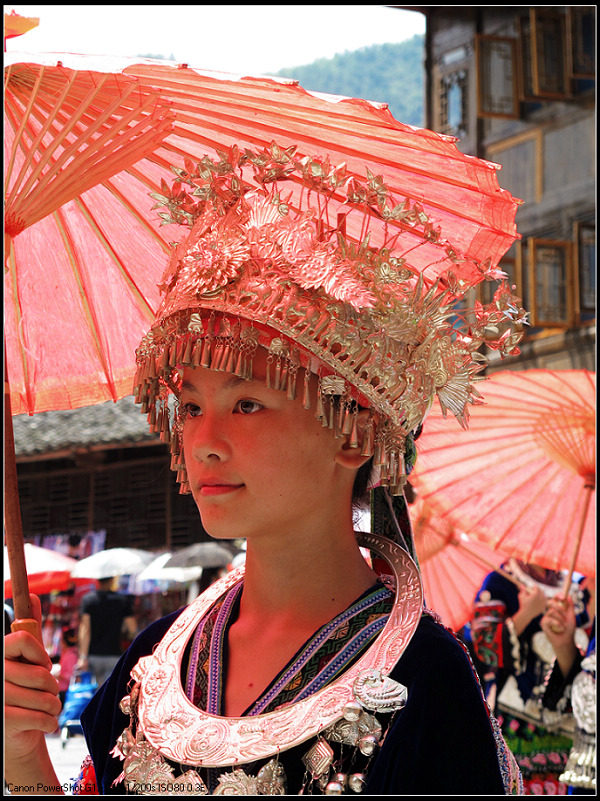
[5,47,521,631]
[411,369,595,586]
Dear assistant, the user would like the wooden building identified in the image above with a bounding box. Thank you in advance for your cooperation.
[12,398,206,553]
[408,5,595,372]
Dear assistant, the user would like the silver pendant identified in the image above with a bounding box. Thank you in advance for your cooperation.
[302,737,335,778]
[353,669,407,713]
[324,711,382,747]
[257,759,287,795]
[214,769,258,795]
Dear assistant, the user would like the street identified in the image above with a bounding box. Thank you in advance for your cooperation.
[45,732,90,795]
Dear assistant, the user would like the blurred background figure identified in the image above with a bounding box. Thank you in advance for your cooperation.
[541,582,596,795]
[4,601,15,635]
[465,560,592,794]
[53,626,79,706]
[76,577,137,687]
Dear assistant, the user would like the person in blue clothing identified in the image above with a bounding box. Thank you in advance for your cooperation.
[5,142,525,795]
[468,561,592,794]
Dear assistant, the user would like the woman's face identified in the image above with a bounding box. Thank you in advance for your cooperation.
[179,355,350,543]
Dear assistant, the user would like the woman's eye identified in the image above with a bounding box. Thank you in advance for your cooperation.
[183,402,202,418]
[236,400,262,415]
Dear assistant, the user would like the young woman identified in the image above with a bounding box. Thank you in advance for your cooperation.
[467,563,592,794]
[5,143,526,795]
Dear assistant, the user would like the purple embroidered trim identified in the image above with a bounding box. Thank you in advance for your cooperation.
[294,616,388,702]
[250,584,392,714]
[185,605,212,701]
[207,582,243,715]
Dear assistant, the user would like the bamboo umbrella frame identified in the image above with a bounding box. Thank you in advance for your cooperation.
[4,60,174,635]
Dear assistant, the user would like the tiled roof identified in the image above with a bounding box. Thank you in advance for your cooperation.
[12,396,159,458]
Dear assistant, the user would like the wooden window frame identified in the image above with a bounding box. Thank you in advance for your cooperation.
[530,8,571,99]
[573,221,596,323]
[475,35,520,119]
[438,68,469,137]
[528,238,573,329]
[567,7,596,79]
[486,129,544,205]
[517,14,538,102]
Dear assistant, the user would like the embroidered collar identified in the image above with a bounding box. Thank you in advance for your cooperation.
[184,580,393,718]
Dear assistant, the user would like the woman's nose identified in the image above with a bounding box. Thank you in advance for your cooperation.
[185,413,231,463]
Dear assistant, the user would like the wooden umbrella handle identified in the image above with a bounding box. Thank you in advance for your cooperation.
[4,357,40,641]
[560,480,595,602]
[448,537,524,588]
[11,618,42,638]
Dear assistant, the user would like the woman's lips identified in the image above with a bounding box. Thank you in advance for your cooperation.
[198,483,243,497]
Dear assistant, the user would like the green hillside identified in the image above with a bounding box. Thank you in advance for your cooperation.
[275,35,425,128]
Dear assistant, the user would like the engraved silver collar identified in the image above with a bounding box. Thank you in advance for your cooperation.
[129,532,422,768]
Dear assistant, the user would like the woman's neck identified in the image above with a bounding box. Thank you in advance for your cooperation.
[223,520,378,717]
[237,520,377,631]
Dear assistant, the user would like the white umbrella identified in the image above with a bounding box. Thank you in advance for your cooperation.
[70,547,155,580]
[165,542,240,570]
[135,552,203,584]
[231,551,247,570]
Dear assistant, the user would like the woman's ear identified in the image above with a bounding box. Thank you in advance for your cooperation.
[334,408,376,471]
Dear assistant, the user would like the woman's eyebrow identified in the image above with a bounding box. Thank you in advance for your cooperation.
[180,375,253,394]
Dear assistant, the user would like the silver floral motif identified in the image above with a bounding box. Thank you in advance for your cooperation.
[354,669,407,713]
[111,727,135,760]
[324,712,382,747]
[320,375,346,395]
[162,759,288,797]
[174,770,210,795]
[122,736,178,794]
[256,759,287,795]
[572,654,596,735]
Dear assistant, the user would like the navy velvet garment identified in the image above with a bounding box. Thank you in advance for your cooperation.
[81,610,510,795]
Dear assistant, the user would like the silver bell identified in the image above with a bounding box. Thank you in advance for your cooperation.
[348,773,367,793]
[358,733,379,756]
[342,701,363,721]
[333,773,348,789]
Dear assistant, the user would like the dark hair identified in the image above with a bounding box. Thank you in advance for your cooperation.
[352,458,374,509]
[62,626,77,647]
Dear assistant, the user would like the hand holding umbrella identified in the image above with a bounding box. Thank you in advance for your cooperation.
[540,596,580,678]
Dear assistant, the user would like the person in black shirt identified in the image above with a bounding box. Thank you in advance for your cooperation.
[76,577,137,687]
